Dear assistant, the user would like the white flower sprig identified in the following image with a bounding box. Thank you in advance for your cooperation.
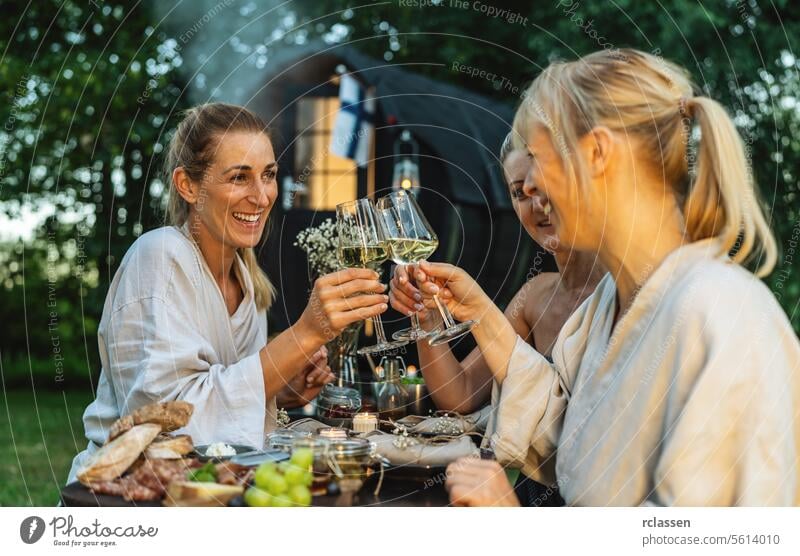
[294,217,385,279]
[294,218,343,278]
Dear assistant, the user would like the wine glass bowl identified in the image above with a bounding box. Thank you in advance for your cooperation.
[335,199,409,355]
[376,191,476,345]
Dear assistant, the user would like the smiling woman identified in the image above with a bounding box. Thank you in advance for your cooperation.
[66,103,389,484]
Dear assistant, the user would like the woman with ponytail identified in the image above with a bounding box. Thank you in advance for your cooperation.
[68,104,389,482]
[397,49,799,506]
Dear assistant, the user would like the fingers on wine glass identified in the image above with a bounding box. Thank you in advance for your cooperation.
[389,289,424,316]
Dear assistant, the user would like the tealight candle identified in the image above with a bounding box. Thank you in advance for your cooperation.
[318,427,348,440]
[352,412,378,434]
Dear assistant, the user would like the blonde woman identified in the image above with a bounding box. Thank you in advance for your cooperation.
[412,49,800,506]
[68,103,389,483]
[390,136,604,505]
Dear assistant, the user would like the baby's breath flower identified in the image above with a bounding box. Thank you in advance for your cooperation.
[294,218,343,277]
[295,218,385,279]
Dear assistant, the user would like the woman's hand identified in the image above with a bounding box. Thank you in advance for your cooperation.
[445,458,520,507]
[298,268,388,344]
[410,261,490,324]
[276,346,335,408]
[388,265,435,325]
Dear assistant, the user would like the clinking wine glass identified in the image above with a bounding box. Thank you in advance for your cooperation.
[376,190,476,346]
[376,193,439,341]
[335,198,409,356]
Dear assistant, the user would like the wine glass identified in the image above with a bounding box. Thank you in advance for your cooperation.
[377,190,476,346]
[335,199,409,355]
[376,193,439,341]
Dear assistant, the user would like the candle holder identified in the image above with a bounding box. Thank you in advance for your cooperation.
[352,412,379,434]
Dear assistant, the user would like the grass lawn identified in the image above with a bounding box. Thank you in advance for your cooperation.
[0,388,93,506]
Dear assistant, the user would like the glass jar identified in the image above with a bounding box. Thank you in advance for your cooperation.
[325,438,374,481]
[316,384,362,427]
[291,436,332,495]
[266,429,311,453]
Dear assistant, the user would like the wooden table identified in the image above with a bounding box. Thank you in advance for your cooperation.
[60,472,451,507]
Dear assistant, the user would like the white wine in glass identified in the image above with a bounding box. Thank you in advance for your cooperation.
[336,198,409,355]
[385,238,439,264]
[377,191,476,345]
[338,244,390,269]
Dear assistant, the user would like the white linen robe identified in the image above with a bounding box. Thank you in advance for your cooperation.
[491,239,800,506]
[67,225,277,484]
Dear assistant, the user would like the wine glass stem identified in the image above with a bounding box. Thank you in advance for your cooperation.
[372,315,388,344]
[433,294,456,328]
[405,264,424,333]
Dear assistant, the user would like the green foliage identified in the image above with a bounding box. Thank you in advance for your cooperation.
[0,218,99,386]
[1,2,188,386]
[0,0,187,275]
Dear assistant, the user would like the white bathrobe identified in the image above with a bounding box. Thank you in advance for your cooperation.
[67,225,276,484]
[491,239,800,506]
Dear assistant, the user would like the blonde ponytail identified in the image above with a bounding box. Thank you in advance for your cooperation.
[686,97,777,277]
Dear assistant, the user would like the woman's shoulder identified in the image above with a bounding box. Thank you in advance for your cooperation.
[504,272,566,330]
[519,271,561,300]
[667,256,794,342]
[109,226,201,309]
[675,257,775,311]
[505,272,556,315]
[667,257,800,394]
[125,225,194,264]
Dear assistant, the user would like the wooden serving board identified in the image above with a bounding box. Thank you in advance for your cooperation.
[60,481,162,507]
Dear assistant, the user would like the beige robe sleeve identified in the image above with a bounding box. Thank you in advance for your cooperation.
[490,336,570,486]
[488,277,606,486]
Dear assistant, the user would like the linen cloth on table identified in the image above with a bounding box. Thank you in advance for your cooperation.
[367,432,479,467]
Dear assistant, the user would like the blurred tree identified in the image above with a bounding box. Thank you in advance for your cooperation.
[0,218,98,387]
[0,1,189,384]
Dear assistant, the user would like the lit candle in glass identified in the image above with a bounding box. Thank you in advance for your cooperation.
[352,412,378,434]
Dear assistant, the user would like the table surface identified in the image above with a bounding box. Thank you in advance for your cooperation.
[60,473,451,507]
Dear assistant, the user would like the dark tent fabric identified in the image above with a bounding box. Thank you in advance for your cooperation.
[247,42,556,356]
[250,41,515,210]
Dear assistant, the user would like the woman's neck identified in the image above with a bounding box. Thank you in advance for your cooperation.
[553,249,605,294]
[187,215,237,285]
[598,191,686,321]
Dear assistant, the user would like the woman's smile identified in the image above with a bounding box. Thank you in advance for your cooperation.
[231,209,265,229]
